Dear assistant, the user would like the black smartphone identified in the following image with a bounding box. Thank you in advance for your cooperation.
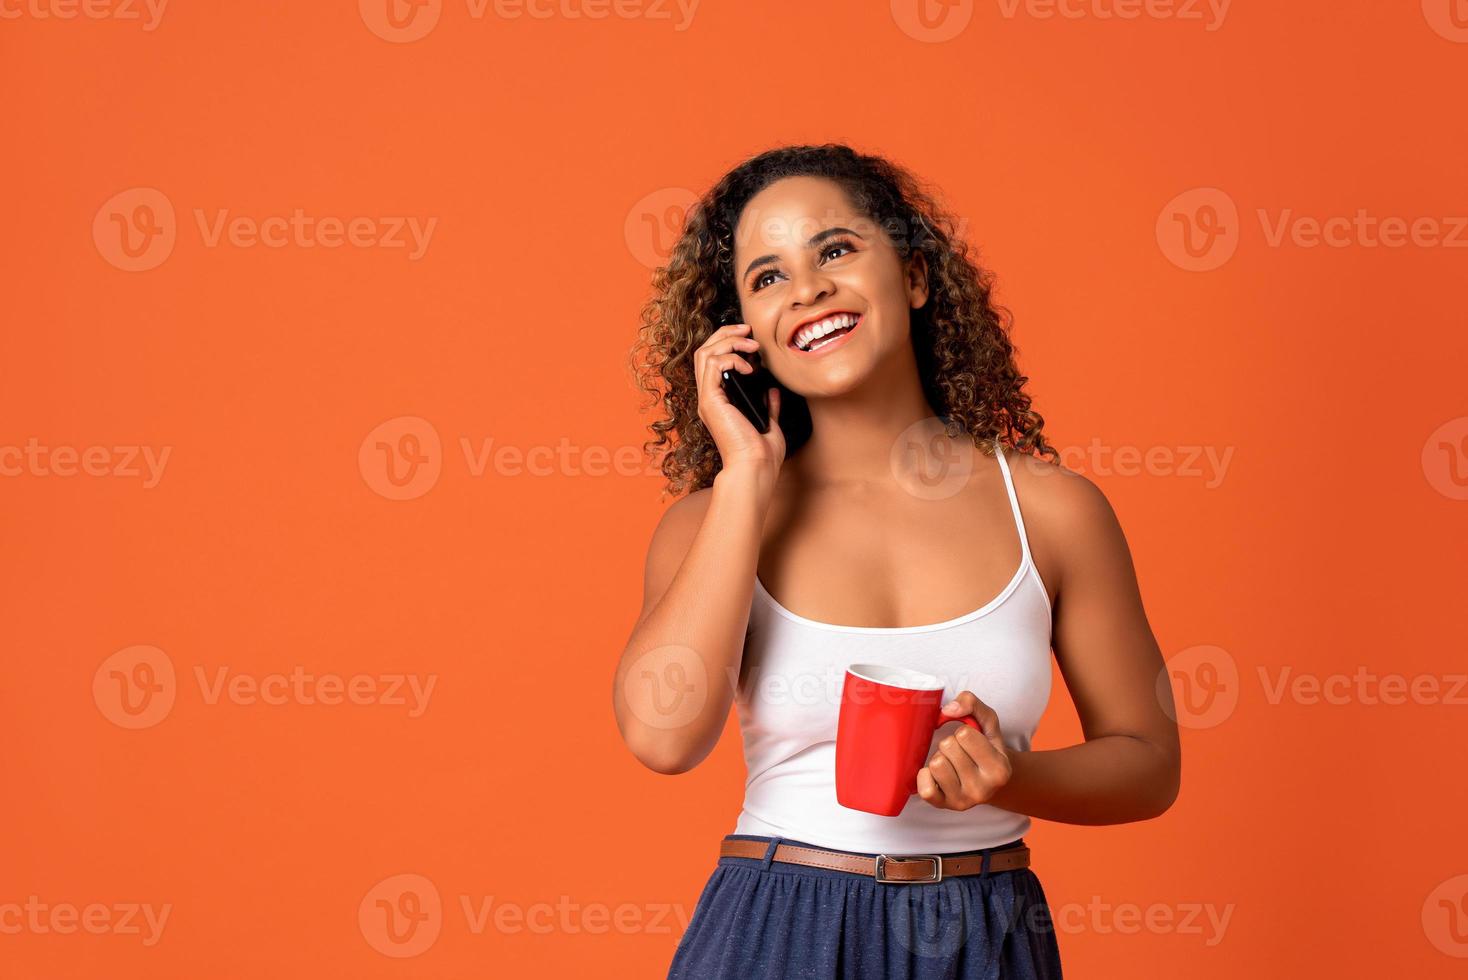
[717,306,774,434]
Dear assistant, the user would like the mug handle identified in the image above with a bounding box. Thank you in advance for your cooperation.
[936,714,983,733]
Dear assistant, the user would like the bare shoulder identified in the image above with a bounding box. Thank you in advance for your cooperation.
[998,444,1117,531]
[647,485,715,559]
[996,444,1132,594]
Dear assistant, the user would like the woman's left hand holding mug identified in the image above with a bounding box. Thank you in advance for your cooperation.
[916,691,1013,812]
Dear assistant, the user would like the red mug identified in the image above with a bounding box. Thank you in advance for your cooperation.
[835,663,982,816]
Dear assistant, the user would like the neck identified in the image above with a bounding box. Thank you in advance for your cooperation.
[786,344,951,489]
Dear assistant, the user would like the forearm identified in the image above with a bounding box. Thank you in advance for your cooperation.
[987,735,1180,825]
[613,465,772,773]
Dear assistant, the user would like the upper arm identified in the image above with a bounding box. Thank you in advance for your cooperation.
[1011,453,1180,761]
[634,487,715,630]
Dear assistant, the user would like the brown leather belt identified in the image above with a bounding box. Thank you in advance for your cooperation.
[719,837,1030,884]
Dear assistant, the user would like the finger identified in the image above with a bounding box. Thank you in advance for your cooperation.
[697,322,751,350]
[936,731,985,800]
[942,691,1001,738]
[703,353,753,394]
[700,337,760,358]
[927,751,964,800]
[698,351,752,397]
[693,333,758,374]
[697,356,759,421]
[953,721,1007,772]
[916,765,948,809]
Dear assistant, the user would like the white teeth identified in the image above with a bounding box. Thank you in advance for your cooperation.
[794,313,858,351]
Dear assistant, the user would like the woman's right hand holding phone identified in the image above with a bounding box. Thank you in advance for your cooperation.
[695,322,785,485]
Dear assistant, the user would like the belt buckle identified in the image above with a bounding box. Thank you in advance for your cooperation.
[874,854,942,884]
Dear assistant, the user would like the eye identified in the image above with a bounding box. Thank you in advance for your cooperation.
[748,237,859,293]
[820,237,856,262]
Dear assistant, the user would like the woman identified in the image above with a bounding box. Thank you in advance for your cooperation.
[614,143,1181,979]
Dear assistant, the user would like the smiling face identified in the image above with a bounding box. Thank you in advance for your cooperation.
[731,176,928,398]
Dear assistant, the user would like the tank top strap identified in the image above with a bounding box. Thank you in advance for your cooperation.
[992,439,1033,567]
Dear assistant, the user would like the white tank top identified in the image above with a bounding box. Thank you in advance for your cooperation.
[731,445,1054,853]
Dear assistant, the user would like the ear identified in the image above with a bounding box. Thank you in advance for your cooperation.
[905,249,930,310]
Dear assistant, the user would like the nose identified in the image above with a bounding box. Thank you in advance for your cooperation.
[787,262,836,310]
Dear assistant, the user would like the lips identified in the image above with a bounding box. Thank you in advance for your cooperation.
[787,311,863,356]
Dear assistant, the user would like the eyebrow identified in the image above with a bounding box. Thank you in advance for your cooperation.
[741,226,863,281]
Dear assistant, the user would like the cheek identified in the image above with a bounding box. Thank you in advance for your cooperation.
[842,264,909,312]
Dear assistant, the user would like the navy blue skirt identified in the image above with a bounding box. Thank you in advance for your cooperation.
[667,835,1062,980]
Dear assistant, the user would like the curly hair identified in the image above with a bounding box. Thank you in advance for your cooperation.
[630,142,1056,498]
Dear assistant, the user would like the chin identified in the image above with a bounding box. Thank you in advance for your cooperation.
[783,359,874,399]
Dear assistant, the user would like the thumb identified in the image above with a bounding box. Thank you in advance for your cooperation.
[765,385,782,429]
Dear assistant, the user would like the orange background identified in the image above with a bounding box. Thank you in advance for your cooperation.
[4,1,1467,977]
